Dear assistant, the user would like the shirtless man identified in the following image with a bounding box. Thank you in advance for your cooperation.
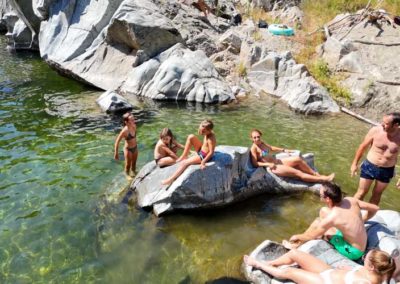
[351,112,400,205]
[286,182,379,260]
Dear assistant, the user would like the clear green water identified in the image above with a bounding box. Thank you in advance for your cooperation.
[0,36,399,283]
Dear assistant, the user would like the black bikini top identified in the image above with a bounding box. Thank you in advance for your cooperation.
[126,132,136,141]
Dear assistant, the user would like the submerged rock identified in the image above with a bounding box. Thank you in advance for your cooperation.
[243,210,400,284]
[129,145,321,216]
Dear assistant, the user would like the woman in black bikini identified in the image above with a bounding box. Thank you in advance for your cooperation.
[114,112,138,176]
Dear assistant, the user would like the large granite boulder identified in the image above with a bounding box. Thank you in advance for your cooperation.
[319,11,400,120]
[243,210,400,284]
[4,0,41,50]
[120,43,235,103]
[248,51,340,114]
[129,145,321,216]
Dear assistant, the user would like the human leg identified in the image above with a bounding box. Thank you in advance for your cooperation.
[157,156,176,168]
[130,148,138,173]
[271,165,334,183]
[124,148,131,174]
[162,155,202,185]
[177,134,202,162]
[353,178,374,201]
[281,156,317,176]
[369,180,389,205]
[244,250,329,284]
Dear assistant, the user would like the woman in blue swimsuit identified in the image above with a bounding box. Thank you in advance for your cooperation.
[114,112,138,176]
[250,129,335,183]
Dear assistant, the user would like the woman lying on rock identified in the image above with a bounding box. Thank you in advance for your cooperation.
[162,119,216,185]
[244,248,396,284]
[250,129,335,183]
[154,128,184,168]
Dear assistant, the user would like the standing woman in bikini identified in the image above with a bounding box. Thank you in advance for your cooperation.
[250,129,335,183]
[244,248,396,284]
[114,112,138,176]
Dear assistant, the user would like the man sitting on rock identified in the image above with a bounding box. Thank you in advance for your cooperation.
[284,182,379,261]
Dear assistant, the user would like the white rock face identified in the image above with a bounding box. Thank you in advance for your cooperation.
[319,13,400,120]
[129,145,321,216]
[120,43,234,103]
[248,51,340,114]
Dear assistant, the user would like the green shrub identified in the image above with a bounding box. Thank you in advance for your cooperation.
[237,62,247,78]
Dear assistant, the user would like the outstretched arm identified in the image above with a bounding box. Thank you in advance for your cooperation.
[290,213,335,243]
[172,139,184,150]
[114,131,125,160]
[351,127,376,177]
[250,146,276,168]
[162,145,179,160]
[357,199,379,221]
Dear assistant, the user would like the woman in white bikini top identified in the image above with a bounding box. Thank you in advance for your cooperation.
[244,248,396,284]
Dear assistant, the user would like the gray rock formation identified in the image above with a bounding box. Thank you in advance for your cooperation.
[248,51,340,114]
[2,0,234,104]
[319,11,400,120]
[244,210,400,284]
[129,145,321,216]
[3,0,41,49]
[120,43,234,103]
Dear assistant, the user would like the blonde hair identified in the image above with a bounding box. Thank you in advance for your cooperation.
[200,119,214,130]
[160,128,174,140]
[250,128,262,137]
[368,249,396,281]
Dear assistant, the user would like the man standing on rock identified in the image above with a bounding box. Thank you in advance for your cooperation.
[285,183,379,261]
[351,112,400,205]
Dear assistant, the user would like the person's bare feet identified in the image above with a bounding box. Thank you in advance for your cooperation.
[161,178,172,185]
[282,239,301,250]
[243,255,259,268]
[327,173,335,182]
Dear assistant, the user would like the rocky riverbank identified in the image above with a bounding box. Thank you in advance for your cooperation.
[1,1,398,118]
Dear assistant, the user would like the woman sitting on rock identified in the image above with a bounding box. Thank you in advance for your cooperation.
[162,119,216,185]
[244,248,396,284]
[250,129,334,183]
[154,128,184,168]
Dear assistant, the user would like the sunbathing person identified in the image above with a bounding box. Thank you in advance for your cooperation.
[250,129,335,183]
[154,128,184,168]
[285,182,379,261]
[244,248,396,284]
[162,119,216,185]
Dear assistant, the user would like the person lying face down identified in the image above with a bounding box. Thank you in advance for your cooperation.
[244,248,396,284]
[249,129,335,183]
[284,182,379,261]
[161,119,216,186]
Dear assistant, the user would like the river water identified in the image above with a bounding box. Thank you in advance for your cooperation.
[0,36,399,283]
